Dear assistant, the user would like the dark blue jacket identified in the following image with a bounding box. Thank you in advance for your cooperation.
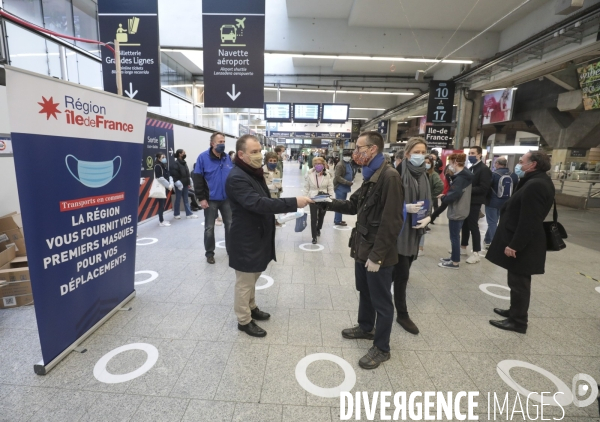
[194,148,233,202]
[488,168,519,209]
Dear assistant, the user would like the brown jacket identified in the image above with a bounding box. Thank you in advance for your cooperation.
[327,160,404,267]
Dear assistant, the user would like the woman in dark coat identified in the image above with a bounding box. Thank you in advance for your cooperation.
[486,151,555,334]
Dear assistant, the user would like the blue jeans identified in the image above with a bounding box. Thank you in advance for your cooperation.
[449,219,465,262]
[355,261,394,353]
[203,199,232,257]
[174,185,192,217]
[484,206,500,244]
[334,187,349,224]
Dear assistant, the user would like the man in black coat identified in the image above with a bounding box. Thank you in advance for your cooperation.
[486,151,555,334]
[225,135,312,338]
[461,146,492,264]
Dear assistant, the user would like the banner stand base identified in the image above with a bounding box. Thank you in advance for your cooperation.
[34,291,136,375]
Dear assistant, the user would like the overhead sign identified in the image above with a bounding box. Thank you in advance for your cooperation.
[5,67,146,373]
[202,0,265,108]
[270,131,351,139]
[351,120,362,140]
[577,60,600,110]
[98,0,161,106]
[425,125,453,148]
[426,80,455,124]
[377,120,389,135]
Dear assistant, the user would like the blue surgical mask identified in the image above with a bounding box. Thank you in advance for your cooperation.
[514,164,525,178]
[409,154,425,167]
[468,156,478,164]
[160,158,167,164]
[215,144,226,154]
[66,155,121,188]
[267,163,277,170]
[425,163,431,170]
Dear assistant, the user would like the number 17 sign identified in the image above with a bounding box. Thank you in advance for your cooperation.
[426,80,455,124]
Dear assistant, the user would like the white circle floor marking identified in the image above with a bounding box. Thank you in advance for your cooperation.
[299,243,325,252]
[497,360,573,406]
[93,343,159,384]
[134,271,159,286]
[136,238,158,246]
[216,241,226,249]
[256,275,274,290]
[333,225,352,231]
[479,283,511,300]
[595,286,600,294]
[295,353,356,398]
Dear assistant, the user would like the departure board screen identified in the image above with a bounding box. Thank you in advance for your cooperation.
[264,103,292,122]
[321,103,350,123]
[293,103,320,122]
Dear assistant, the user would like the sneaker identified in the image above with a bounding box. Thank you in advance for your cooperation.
[484,243,491,250]
[174,215,181,220]
[358,346,390,370]
[251,307,270,321]
[418,250,424,257]
[438,261,459,269]
[341,325,375,340]
[187,214,199,219]
[448,248,469,256]
[466,252,481,264]
[238,320,267,337]
[159,221,171,227]
[335,221,347,226]
[440,257,452,263]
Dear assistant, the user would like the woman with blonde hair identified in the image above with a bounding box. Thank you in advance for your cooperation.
[303,156,334,244]
[393,137,432,335]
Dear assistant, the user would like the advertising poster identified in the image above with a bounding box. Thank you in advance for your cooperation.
[99,0,161,106]
[138,118,174,222]
[482,89,515,124]
[419,116,427,135]
[5,67,147,370]
[577,60,600,110]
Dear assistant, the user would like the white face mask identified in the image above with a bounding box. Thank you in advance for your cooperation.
[343,156,351,162]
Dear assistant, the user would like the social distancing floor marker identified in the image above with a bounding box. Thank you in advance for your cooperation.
[295,353,356,398]
[136,238,158,246]
[216,241,226,249]
[256,275,274,290]
[333,225,352,231]
[94,343,159,384]
[134,271,158,285]
[299,243,324,252]
[479,283,510,300]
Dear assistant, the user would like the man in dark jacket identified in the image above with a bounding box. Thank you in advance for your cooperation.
[325,131,404,370]
[193,132,234,264]
[431,149,443,175]
[484,158,519,248]
[460,146,492,264]
[170,149,198,220]
[226,135,312,338]
[486,151,555,334]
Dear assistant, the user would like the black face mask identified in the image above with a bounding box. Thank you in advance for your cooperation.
[181,154,187,160]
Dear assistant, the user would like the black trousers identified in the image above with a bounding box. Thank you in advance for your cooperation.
[392,254,414,316]
[507,271,532,326]
[355,261,394,353]
[461,203,482,252]
[309,203,326,239]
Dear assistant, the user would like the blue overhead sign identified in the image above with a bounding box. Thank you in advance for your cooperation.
[270,131,351,139]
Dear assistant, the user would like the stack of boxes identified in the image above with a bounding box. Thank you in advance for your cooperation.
[0,213,31,309]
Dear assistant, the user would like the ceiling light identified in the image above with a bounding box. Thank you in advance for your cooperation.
[265,53,473,64]
[350,107,387,110]
[264,87,413,96]
[407,115,425,118]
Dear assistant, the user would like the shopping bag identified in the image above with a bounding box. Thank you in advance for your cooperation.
[295,213,308,232]
[149,178,166,199]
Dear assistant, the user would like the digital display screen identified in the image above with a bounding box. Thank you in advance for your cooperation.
[264,103,292,122]
[293,103,320,122]
[321,103,350,123]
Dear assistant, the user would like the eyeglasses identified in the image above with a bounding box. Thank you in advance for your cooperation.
[355,144,373,152]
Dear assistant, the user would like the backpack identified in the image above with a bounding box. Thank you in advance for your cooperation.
[494,171,513,199]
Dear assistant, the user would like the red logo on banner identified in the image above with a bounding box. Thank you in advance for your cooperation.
[59,192,125,212]
[38,96,62,120]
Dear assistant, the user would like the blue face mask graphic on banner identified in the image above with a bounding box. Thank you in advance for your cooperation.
[215,144,226,154]
[66,155,122,188]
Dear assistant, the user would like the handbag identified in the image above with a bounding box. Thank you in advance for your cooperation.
[295,213,308,232]
[543,200,567,251]
[149,166,167,199]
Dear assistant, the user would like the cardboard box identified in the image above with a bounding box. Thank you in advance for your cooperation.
[0,213,26,257]
[0,293,34,309]
[0,244,16,268]
[0,251,32,309]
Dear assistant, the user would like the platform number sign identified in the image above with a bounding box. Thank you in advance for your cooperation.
[427,81,455,124]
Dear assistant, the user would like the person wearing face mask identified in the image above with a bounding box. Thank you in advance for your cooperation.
[263,152,282,199]
[304,156,335,244]
[484,158,519,248]
[417,155,444,255]
[392,137,432,335]
[321,131,404,370]
[459,146,492,264]
[333,153,355,227]
[486,151,554,334]
[170,149,198,221]
[193,132,234,264]
[394,150,404,170]
[154,153,174,227]
[226,135,313,337]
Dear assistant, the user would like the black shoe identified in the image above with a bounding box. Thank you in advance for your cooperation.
[489,318,527,334]
[397,316,419,335]
[251,307,270,321]
[359,346,390,370]
[312,238,317,244]
[430,221,435,225]
[341,325,375,340]
[494,308,510,318]
[238,320,267,337]
[207,256,215,264]
[317,229,321,237]
[425,227,431,232]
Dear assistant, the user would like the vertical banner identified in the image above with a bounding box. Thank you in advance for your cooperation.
[202,0,265,108]
[138,118,174,222]
[426,80,455,124]
[98,0,161,106]
[5,67,147,373]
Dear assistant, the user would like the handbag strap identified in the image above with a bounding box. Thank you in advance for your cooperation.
[553,199,558,223]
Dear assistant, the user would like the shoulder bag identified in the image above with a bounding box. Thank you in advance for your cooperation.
[543,200,567,251]
[149,166,167,199]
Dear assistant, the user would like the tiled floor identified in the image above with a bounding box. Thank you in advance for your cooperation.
[1,163,599,422]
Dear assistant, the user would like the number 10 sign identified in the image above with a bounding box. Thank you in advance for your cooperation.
[426,80,455,124]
